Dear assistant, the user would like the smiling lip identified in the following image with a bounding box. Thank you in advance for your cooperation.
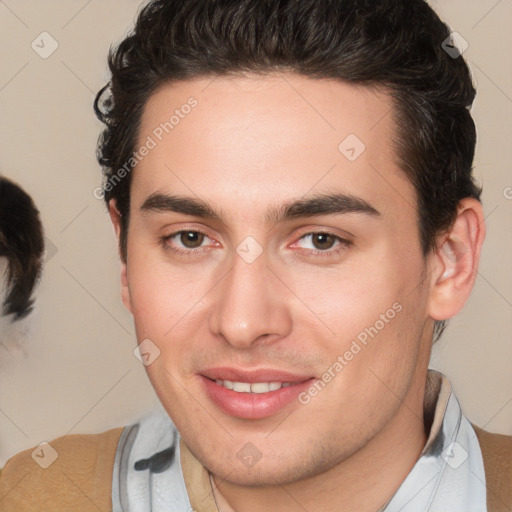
[199,367,315,419]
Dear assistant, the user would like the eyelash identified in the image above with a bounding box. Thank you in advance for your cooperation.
[159,229,352,258]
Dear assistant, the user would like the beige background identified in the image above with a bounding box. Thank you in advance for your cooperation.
[0,0,510,466]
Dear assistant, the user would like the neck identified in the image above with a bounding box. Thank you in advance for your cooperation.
[211,375,429,512]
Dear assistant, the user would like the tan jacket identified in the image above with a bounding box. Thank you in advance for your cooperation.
[0,424,510,511]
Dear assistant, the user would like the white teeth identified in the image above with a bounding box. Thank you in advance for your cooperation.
[214,379,291,393]
[232,381,251,393]
[251,382,270,393]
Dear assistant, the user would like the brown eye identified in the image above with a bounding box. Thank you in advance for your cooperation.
[311,233,336,250]
[180,231,205,249]
[292,231,352,258]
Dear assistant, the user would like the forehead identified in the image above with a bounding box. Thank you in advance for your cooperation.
[131,73,415,222]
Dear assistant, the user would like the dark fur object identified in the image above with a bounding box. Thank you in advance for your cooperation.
[0,176,44,321]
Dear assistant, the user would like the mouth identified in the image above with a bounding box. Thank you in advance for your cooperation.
[198,367,315,420]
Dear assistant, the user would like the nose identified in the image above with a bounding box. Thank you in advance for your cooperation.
[208,247,292,349]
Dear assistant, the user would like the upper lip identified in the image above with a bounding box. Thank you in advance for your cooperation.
[200,367,314,384]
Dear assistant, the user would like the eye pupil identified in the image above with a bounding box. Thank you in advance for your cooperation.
[180,231,204,248]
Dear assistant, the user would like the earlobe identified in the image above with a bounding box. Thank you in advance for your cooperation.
[108,199,133,314]
[428,198,486,321]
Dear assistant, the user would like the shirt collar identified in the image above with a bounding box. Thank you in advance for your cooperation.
[378,369,487,511]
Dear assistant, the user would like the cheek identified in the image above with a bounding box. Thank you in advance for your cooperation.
[277,252,413,344]
[285,253,427,396]
[126,250,210,337]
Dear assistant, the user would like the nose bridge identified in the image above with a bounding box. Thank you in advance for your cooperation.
[208,246,291,348]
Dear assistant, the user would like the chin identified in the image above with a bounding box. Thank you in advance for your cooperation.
[0,176,44,365]
[191,432,341,488]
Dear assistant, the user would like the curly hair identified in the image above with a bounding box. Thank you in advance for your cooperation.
[94,0,482,341]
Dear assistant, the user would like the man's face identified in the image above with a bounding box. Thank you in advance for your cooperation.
[121,74,435,485]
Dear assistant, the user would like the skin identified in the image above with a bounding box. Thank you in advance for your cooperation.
[109,73,485,512]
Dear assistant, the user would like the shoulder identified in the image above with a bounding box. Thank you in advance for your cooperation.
[473,423,512,453]
[472,423,512,512]
[0,426,124,512]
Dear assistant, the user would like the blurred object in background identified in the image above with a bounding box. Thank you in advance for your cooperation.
[0,176,44,362]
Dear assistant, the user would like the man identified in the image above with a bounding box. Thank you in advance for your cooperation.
[0,0,510,511]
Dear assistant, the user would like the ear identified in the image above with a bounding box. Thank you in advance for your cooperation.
[108,199,132,314]
[427,197,486,321]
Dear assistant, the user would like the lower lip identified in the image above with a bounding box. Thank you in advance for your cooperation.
[199,376,314,419]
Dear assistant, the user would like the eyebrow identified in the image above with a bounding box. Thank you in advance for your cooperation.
[140,191,381,224]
